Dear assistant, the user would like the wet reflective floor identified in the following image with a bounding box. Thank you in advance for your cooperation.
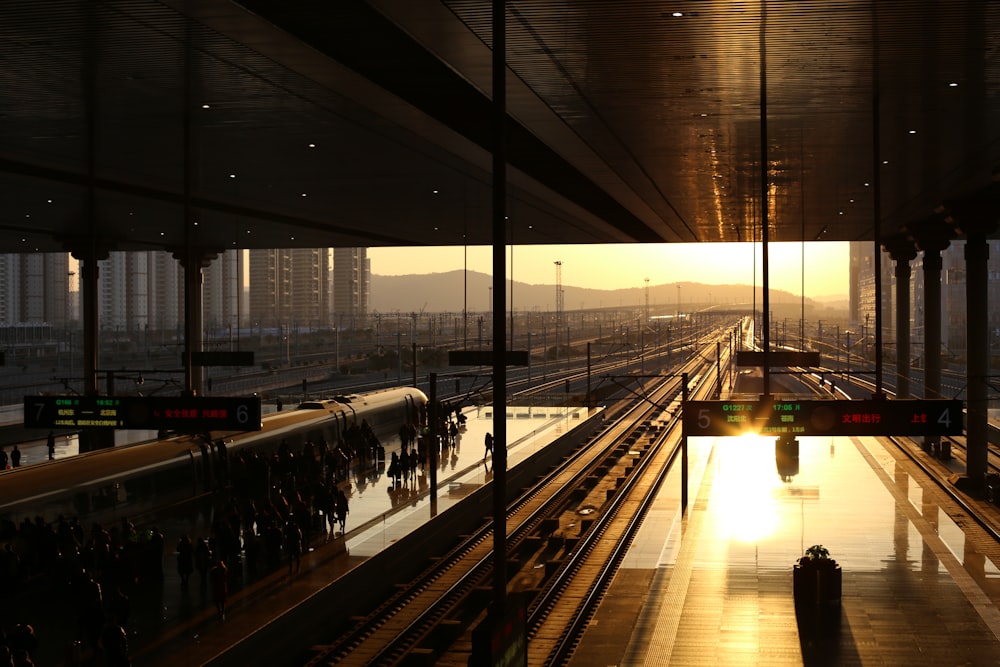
[578,433,1000,666]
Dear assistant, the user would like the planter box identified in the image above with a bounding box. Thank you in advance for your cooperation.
[793,560,842,608]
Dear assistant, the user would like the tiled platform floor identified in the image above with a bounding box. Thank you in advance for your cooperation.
[575,433,1000,666]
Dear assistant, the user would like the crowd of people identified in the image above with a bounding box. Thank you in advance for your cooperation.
[0,405,473,665]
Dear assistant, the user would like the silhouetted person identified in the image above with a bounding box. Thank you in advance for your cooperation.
[484,432,494,459]
[10,445,20,468]
[209,559,228,619]
[335,489,349,534]
[284,521,302,574]
[47,431,55,460]
[176,535,193,588]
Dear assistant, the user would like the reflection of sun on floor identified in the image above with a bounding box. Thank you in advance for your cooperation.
[713,435,781,544]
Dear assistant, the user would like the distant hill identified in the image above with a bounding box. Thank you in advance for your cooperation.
[369,270,849,319]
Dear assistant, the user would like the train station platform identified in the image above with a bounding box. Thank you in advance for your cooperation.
[577,431,1000,665]
[96,403,599,667]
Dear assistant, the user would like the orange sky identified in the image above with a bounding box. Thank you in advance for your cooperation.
[369,242,849,298]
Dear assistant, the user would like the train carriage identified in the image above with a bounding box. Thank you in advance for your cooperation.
[0,387,426,532]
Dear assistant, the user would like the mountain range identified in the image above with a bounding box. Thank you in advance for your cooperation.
[369,270,849,318]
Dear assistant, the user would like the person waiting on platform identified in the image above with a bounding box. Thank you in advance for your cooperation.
[209,559,228,619]
[484,432,494,460]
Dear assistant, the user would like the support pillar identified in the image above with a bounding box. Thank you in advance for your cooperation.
[943,178,999,496]
[905,215,954,453]
[69,242,113,451]
[963,234,989,491]
[882,233,917,399]
[172,248,218,397]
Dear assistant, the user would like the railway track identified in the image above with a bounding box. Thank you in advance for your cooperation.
[301,327,734,665]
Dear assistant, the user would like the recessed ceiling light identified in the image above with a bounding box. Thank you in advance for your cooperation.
[948,82,958,87]
[229,174,236,178]
[908,129,917,134]
[672,11,683,17]
[308,143,316,148]
[301,193,308,197]
[202,104,210,109]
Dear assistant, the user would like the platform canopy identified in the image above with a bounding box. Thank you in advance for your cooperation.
[1,1,998,254]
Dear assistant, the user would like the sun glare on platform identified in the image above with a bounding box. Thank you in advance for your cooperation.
[713,434,780,543]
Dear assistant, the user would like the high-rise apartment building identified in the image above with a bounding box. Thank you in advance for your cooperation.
[248,248,331,330]
[850,239,1000,362]
[0,252,74,327]
[333,247,368,329]
[203,249,245,333]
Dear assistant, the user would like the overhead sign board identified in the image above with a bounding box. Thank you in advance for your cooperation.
[24,395,262,431]
[191,351,255,366]
[683,398,963,437]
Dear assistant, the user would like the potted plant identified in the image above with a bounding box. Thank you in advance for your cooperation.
[793,544,842,612]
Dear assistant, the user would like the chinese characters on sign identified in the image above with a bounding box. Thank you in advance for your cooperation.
[24,396,262,431]
[683,399,962,437]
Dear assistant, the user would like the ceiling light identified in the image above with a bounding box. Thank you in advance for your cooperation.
[229,173,236,178]
[948,82,958,87]
[301,193,307,197]
[908,129,917,134]
[308,143,316,148]
[672,12,683,17]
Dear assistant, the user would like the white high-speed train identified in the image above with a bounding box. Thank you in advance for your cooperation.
[0,387,427,529]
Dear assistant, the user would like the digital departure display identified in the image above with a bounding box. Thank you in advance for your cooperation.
[682,398,963,437]
[23,395,262,431]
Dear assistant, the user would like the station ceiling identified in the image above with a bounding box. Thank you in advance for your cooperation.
[1,1,998,256]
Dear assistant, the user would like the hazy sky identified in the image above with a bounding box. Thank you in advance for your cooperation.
[369,242,849,297]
